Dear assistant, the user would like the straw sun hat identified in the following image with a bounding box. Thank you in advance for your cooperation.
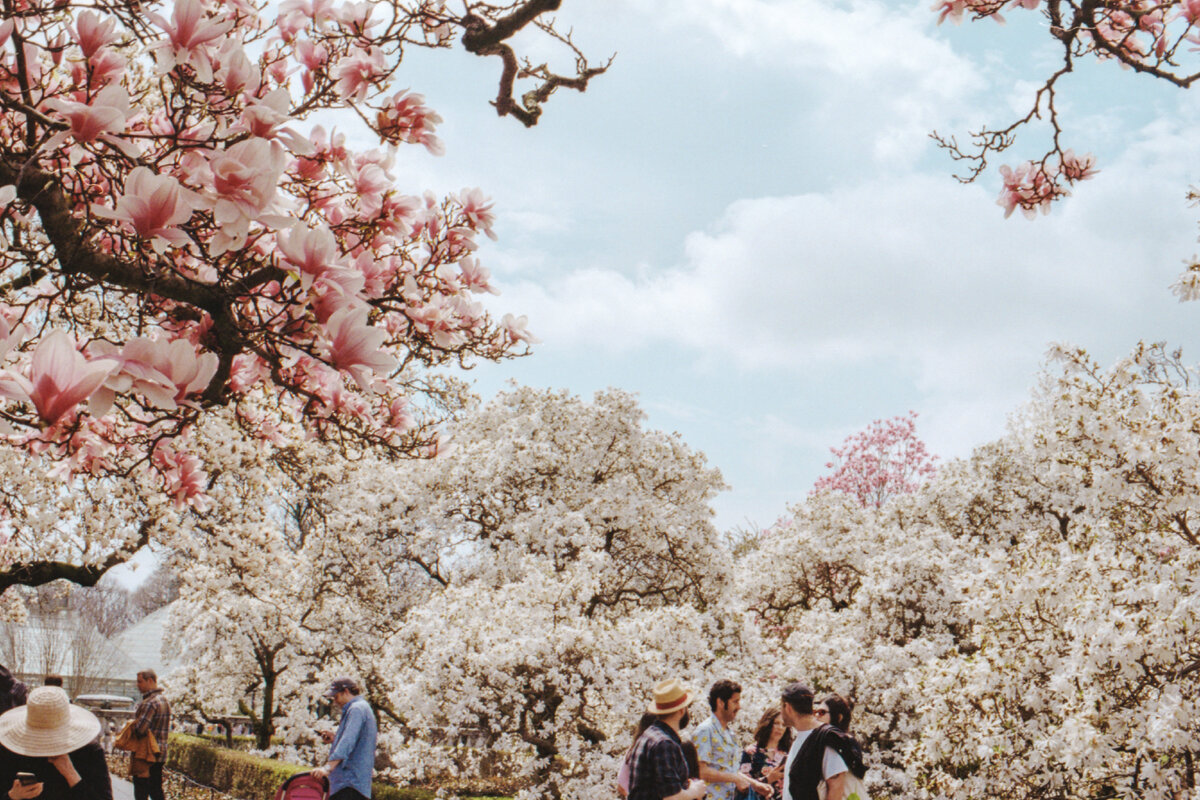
[646,679,696,716]
[0,687,101,757]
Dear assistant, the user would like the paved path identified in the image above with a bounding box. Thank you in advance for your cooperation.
[111,775,134,800]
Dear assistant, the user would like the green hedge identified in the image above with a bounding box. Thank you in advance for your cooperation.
[165,734,509,800]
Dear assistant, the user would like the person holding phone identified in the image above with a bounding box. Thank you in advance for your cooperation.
[0,687,111,800]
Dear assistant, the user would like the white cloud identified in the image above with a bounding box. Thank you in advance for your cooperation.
[643,0,986,166]
[488,108,1200,449]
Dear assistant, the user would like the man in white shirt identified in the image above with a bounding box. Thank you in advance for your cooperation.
[779,683,846,800]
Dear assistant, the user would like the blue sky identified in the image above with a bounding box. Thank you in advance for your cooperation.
[365,0,1200,532]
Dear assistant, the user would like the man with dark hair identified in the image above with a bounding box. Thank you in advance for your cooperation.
[132,669,171,800]
[780,683,845,800]
[0,665,28,714]
[628,679,707,800]
[43,675,64,687]
[313,677,377,800]
[693,680,770,800]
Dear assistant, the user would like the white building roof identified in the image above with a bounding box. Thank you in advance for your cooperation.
[111,603,177,678]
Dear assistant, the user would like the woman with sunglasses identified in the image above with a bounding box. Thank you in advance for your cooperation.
[812,696,868,800]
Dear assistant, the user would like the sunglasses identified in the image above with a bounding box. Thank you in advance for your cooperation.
[813,709,829,717]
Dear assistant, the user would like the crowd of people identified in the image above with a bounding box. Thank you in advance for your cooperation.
[0,667,171,800]
[618,679,868,800]
[0,666,378,800]
[2,663,864,800]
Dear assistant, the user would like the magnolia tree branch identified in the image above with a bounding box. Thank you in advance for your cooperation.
[0,520,151,593]
[461,0,612,126]
[932,0,1200,218]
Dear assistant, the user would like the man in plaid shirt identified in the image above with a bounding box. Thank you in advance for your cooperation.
[628,679,707,800]
[132,669,172,800]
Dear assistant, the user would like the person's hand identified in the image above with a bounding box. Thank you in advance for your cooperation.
[8,779,43,800]
[752,779,774,797]
[731,772,752,790]
[765,764,784,784]
[686,778,707,799]
[311,767,329,780]
[47,755,81,788]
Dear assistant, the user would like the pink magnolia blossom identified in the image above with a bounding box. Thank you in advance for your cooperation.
[811,411,939,509]
[94,337,218,412]
[932,0,968,24]
[44,83,131,147]
[1182,0,1200,23]
[352,161,390,216]
[336,2,375,34]
[2,331,117,424]
[501,313,539,345]
[375,91,444,154]
[277,224,345,290]
[72,11,118,58]
[408,296,465,348]
[997,161,1057,219]
[152,444,212,511]
[217,40,261,97]
[148,0,234,80]
[321,306,397,389]
[232,88,312,153]
[277,0,337,40]
[333,46,387,102]
[459,188,497,240]
[1059,149,1099,182]
[458,257,498,295]
[92,167,202,250]
[88,48,127,86]
[209,138,288,252]
[211,138,285,218]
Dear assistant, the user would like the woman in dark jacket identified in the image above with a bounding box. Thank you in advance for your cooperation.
[0,687,111,800]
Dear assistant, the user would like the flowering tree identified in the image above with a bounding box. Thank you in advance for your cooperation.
[746,343,1200,799]
[906,342,1200,800]
[929,0,1200,217]
[335,386,732,799]
[811,412,938,509]
[166,412,431,750]
[171,386,734,799]
[0,0,607,588]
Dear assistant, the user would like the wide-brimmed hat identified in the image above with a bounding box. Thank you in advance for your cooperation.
[0,686,101,757]
[646,679,695,715]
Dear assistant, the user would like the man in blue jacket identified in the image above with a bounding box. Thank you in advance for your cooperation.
[312,678,377,800]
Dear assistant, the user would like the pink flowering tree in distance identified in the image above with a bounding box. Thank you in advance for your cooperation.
[811,412,939,509]
[929,0,1200,221]
[0,0,608,589]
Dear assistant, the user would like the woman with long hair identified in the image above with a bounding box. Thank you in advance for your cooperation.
[735,707,792,800]
[617,712,658,798]
[813,694,868,800]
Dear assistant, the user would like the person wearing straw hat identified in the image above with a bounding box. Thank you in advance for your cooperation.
[626,679,707,800]
[0,686,111,800]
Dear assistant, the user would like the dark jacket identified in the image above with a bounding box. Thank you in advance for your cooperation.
[0,667,27,714]
[786,725,867,800]
[0,742,112,800]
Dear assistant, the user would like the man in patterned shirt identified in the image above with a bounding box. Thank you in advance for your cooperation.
[693,680,772,800]
[132,669,171,800]
[628,679,707,800]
